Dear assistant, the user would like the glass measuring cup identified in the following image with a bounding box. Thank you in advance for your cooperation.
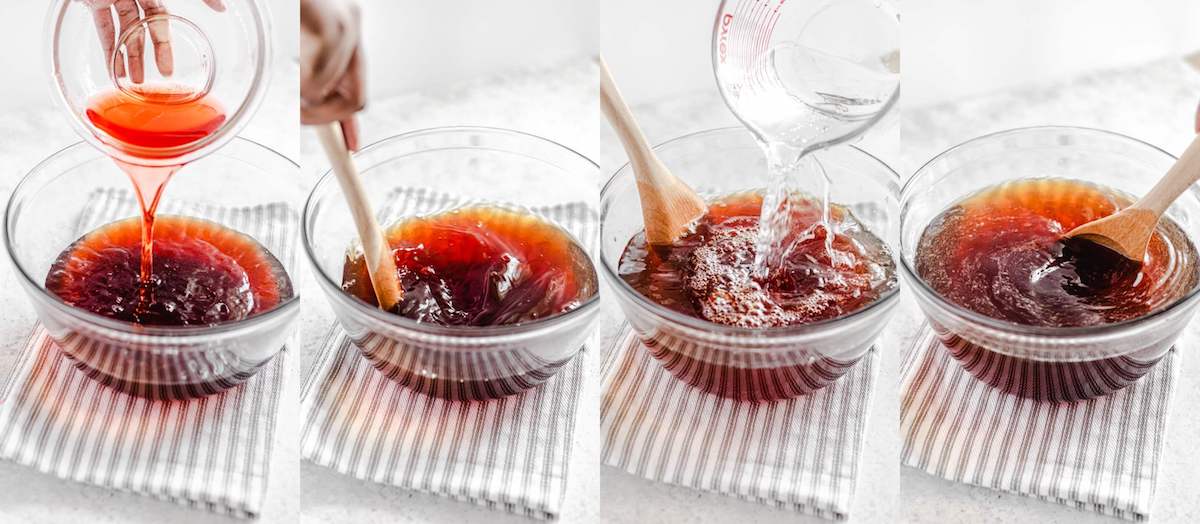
[712,0,899,151]
[46,0,271,167]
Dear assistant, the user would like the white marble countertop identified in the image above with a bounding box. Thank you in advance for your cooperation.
[0,60,302,524]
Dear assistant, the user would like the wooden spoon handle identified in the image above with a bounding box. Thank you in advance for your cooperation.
[599,58,657,175]
[315,123,404,312]
[1135,134,1200,216]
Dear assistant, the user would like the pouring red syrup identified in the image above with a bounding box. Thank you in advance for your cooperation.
[43,84,292,327]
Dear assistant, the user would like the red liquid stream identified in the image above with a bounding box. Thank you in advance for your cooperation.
[341,206,598,326]
[84,85,227,315]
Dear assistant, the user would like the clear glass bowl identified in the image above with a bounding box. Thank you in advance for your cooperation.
[4,138,302,399]
[303,126,600,401]
[46,0,271,167]
[901,126,1200,402]
[601,127,901,401]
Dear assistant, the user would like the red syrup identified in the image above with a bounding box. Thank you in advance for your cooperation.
[916,178,1198,401]
[618,192,897,400]
[85,85,227,289]
[340,206,598,400]
[45,216,292,325]
[38,85,288,398]
[342,205,597,325]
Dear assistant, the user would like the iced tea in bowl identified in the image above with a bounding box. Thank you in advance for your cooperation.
[601,127,901,401]
[900,126,1200,402]
[303,127,600,401]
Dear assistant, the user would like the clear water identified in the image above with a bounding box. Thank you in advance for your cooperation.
[728,42,897,278]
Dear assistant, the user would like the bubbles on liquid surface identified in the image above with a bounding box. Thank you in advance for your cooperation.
[621,192,896,328]
[45,216,292,326]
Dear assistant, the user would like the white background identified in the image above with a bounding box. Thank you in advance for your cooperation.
[357,0,596,100]
[906,0,1200,107]
[598,0,1200,109]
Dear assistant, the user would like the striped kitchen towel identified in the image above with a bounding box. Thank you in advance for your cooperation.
[0,188,296,518]
[601,327,878,520]
[901,325,1177,521]
[300,188,595,520]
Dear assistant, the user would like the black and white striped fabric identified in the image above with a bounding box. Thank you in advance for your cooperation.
[601,327,878,521]
[0,188,296,518]
[300,188,595,520]
[901,325,1177,521]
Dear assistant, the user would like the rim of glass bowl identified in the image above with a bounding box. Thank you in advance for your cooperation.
[3,138,302,341]
[44,0,272,168]
[599,126,902,343]
[899,125,1200,339]
[301,125,602,340]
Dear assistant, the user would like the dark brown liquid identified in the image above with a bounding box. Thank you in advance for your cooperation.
[916,178,1197,327]
[342,205,597,326]
[45,216,293,326]
[619,192,896,327]
[916,178,1198,401]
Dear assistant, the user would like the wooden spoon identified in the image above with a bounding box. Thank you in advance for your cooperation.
[599,57,706,244]
[315,122,404,311]
[1065,134,1200,261]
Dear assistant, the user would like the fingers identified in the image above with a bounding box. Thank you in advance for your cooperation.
[300,49,365,128]
[92,8,124,78]
[114,0,144,84]
[301,1,360,103]
[340,117,360,152]
[300,92,362,125]
[201,0,226,12]
[340,49,364,111]
[139,0,172,77]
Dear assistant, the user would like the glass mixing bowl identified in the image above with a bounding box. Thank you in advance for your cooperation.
[4,138,302,399]
[901,126,1200,402]
[601,127,900,401]
[46,0,270,167]
[303,126,600,401]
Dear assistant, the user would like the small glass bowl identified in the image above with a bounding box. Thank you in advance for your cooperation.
[4,138,303,400]
[901,126,1200,402]
[303,126,600,401]
[46,0,271,168]
[600,127,901,401]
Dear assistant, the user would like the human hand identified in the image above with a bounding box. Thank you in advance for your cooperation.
[300,0,364,151]
[83,0,226,84]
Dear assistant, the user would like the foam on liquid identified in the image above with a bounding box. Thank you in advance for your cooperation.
[620,192,895,328]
